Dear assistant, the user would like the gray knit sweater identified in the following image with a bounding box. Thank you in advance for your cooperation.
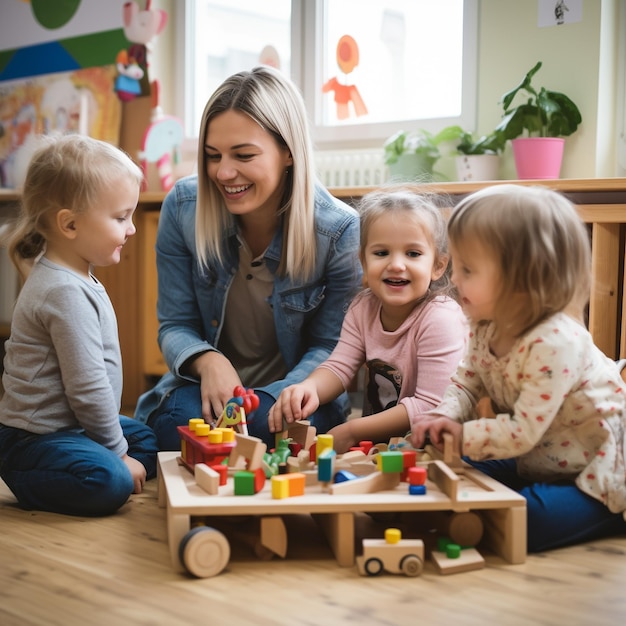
[0,257,127,456]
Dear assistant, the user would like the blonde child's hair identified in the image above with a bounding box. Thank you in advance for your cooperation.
[7,134,143,278]
[195,65,316,280]
[447,184,591,337]
[358,187,455,302]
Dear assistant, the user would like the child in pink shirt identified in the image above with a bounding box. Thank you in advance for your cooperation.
[269,188,466,452]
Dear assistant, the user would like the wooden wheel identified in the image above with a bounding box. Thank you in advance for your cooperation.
[400,554,423,577]
[364,557,383,576]
[179,526,230,578]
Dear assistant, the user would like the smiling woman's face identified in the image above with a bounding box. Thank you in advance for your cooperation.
[204,109,293,220]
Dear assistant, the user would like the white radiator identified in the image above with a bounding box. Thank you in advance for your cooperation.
[315,149,387,188]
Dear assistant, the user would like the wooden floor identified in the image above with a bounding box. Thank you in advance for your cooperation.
[1,475,625,626]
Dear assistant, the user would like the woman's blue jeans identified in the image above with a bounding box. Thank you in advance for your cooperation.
[465,458,626,552]
[0,417,158,517]
[148,382,346,451]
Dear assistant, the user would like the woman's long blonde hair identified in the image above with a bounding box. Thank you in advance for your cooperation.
[447,184,591,337]
[195,65,316,281]
[6,134,142,279]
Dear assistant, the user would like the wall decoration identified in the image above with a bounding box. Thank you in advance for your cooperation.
[117,0,168,99]
[0,65,121,188]
[538,0,583,27]
[322,34,368,121]
[0,1,169,188]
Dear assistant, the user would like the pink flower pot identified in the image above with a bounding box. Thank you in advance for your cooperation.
[512,137,565,180]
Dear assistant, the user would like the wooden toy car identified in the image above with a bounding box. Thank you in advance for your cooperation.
[356,528,424,577]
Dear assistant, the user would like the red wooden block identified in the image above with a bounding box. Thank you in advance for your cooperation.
[408,466,427,486]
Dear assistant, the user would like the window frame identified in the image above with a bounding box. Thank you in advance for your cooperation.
[174,0,478,150]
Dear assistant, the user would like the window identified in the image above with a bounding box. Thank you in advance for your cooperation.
[175,0,477,150]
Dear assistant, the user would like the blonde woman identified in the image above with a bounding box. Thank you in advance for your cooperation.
[135,66,362,449]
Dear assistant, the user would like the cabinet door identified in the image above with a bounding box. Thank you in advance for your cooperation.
[141,210,167,377]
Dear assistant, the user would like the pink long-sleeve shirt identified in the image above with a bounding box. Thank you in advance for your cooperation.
[318,289,467,426]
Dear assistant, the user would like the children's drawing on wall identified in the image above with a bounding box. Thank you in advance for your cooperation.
[0,66,121,188]
[116,0,168,101]
[537,0,582,27]
[322,35,368,121]
[554,1,569,24]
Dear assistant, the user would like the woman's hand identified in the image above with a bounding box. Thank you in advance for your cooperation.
[268,380,320,433]
[189,351,243,423]
[122,454,147,494]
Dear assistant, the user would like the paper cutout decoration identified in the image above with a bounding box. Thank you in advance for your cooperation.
[259,45,281,69]
[115,0,168,101]
[322,34,368,120]
[138,80,183,192]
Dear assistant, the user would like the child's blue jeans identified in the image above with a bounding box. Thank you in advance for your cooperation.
[465,457,626,552]
[0,416,158,517]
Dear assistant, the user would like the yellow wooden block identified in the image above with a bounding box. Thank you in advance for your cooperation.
[271,475,290,499]
[208,430,223,444]
[316,433,334,458]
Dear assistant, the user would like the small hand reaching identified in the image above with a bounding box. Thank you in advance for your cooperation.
[268,380,320,433]
[411,416,462,456]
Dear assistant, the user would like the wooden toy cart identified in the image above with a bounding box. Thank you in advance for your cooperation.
[157,450,527,578]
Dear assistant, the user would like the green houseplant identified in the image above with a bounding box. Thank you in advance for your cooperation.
[383,129,448,181]
[495,61,582,178]
[436,125,506,181]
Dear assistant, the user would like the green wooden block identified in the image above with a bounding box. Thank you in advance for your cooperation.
[233,470,255,495]
[377,450,404,473]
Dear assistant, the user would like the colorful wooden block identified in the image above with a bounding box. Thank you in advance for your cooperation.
[271,472,306,498]
[408,466,427,485]
[233,470,255,495]
[318,447,337,483]
[316,434,334,458]
[377,450,404,473]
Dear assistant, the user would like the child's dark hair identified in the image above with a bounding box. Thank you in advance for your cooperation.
[358,186,455,303]
[448,184,591,337]
[7,134,143,277]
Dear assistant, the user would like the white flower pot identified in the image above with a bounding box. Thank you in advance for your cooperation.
[455,154,500,182]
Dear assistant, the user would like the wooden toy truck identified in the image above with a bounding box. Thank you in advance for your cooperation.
[356,529,425,577]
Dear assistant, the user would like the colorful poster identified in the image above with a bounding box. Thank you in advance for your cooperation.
[0,65,121,188]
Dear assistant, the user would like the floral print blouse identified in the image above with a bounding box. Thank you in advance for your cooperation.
[435,312,626,515]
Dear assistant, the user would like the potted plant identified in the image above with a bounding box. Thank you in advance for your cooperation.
[495,61,582,179]
[383,129,447,182]
[438,125,506,181]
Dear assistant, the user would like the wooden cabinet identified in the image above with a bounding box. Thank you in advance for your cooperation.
[3,178,626,410]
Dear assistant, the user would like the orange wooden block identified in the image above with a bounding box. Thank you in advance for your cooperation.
[271,473,306,499]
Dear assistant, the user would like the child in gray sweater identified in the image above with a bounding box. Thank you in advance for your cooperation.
[0,134,158,516]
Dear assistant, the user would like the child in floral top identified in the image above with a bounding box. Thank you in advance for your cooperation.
[411,184,626,552]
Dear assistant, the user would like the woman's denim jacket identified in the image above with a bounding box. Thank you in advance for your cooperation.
[134,175,362,423]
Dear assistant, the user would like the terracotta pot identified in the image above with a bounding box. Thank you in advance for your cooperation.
[512,137,565,179]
